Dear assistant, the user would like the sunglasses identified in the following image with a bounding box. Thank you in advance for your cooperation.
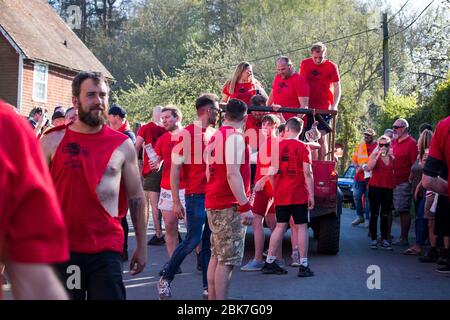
[379,143,390,148]
[393,125,405,130]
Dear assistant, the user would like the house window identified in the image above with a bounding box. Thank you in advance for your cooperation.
[33,63,48,102]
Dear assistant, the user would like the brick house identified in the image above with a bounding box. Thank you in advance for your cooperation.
[0,0,112,117]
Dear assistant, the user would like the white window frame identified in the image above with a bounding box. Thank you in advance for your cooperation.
[32,63,48,103]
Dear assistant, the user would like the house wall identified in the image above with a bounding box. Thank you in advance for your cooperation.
[21,60,76,117]
[0,33,18,107]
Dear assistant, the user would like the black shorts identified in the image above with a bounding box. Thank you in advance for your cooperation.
[306,114,332,133]
[434,196,450,237]
[55,251,125,300]
[275,204,309,224]
[143,164,163,192]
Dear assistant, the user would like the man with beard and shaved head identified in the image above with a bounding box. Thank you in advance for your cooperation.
[40,72,148,300]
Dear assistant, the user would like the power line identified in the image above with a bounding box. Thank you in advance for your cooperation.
[387,0,411,24]
[389,0,435,38]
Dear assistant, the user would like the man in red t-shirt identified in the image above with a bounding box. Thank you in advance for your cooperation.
[267,55,310,123]
[40,72,148,300]
[157,94,220,300]
[262,117,315,277]
[0,100,68,300]
[300,42,341,160]
[423,116,450,198]
[391,118,418,246]
[136,106,167,246]
[205,99,254,300]
[150,106,185,262]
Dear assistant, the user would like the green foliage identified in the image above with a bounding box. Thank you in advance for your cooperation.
[428,75,450,124]
[377,92,419,135]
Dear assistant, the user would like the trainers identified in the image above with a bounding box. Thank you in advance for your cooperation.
[419,250,439,263]
[276,259,286,269]
[380,240,393,251]
[262,250,268,258]
[436,264,450,274]
[261,261,288,275]
[147,234,165,246]
[291,251,300,267]
[298,264,314,277]
[392,238,409,246]
[364,220,370,228]
[241,259,265,271]
[351,217,364,226]
[437,257,450,266]
[157,277,172,300]
[370,240,378,249]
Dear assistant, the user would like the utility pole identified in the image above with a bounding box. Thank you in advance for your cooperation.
[382,12,390,99]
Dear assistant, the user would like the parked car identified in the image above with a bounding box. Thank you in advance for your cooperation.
[338,165,356,206]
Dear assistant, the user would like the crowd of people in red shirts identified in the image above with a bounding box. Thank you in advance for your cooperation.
[1,41,449,301]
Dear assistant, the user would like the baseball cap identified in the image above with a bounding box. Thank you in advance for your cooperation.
[108,104,127,119]
[52,109,66,120]
[363,128,376,136]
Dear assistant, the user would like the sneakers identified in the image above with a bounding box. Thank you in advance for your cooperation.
[241,259,265,271]
[437,257,450,266]
[261,261,288,275]
[291,251,300,267]
[419,250,439,263]
[436,264,450,274]
[157,277,172,300]
[351,217,364,226]
[380,240,393,251]
[364,220,370,228]
[262,250,268,258]
[297,264,314,277]
[147,234,165,246]
[392,238,409,246]
[370,240,378,249]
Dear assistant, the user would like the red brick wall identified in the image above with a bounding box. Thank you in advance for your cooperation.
[21,61,76,117]
[0,33,18,107]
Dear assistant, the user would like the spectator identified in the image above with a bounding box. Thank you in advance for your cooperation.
[28,106,47,137]
[351,128,378,227]
[392,118,418,246]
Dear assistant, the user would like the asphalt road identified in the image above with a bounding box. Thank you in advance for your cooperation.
[123,208,450,300]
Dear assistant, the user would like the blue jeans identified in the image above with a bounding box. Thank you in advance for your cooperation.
[163,194,211,288]
[353,180,370,220]
[415,196,428,246]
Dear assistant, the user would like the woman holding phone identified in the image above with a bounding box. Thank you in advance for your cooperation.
[366,135,396,250]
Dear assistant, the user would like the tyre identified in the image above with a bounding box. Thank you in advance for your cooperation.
[317,214,340,255]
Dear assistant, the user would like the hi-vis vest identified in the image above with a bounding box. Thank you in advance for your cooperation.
[351,142,369,166]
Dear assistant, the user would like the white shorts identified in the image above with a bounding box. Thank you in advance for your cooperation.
[158,188,186,211]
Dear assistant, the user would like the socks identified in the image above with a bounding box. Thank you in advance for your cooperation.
[300,258,308,267]
[266,255,276,264]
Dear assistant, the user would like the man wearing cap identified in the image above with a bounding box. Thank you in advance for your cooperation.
[108,104,136,145]
[107,104,137,261]
[51,107,66,127]
[351,128,378,227]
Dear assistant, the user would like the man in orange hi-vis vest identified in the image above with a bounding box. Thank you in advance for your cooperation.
[351,128,378,227]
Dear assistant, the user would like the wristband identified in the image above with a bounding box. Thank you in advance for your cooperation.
[237,201,252,213]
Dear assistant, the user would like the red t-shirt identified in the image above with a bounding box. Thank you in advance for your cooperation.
[392,135,418,185]
[205,126,251,209]
[178,123,214,195]
[154,131,186,190]
[0,102,68,265]
[274,139,312,205]
[245,114,263,152]
[222,81,258,105]
[300,58,340,110]
[137,122,166,175]
[355,142,378,182]
[428,116,450,197]
[271,72,309,120]
[369,156,396,189]
[255,136,277,194]
[50,125,129,254]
